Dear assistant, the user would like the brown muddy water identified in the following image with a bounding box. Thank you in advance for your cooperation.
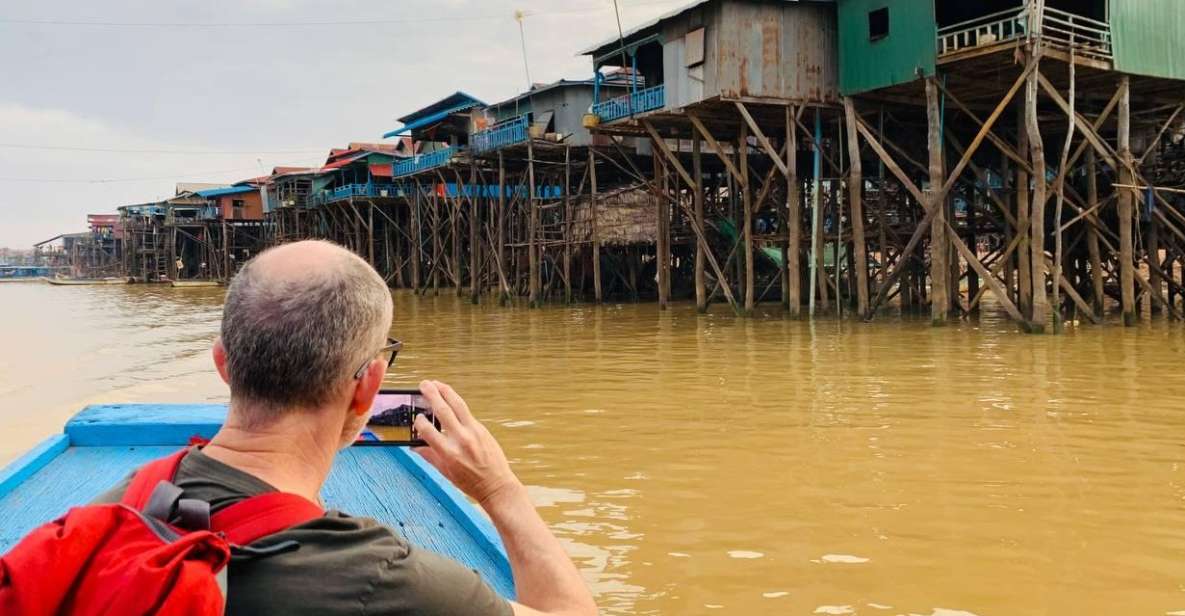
[1,281,1184,615]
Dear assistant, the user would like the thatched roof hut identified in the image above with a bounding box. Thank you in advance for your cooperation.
[570,186,657,246]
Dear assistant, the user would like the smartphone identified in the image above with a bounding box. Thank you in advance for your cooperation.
[357,388,440,447]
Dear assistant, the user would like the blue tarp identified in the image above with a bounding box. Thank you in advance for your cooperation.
[195,186,258,198]
[384,92,487,138]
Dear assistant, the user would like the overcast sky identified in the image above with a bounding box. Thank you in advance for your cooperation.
[0,0,677,248]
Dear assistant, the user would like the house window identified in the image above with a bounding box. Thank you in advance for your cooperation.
[232,199,245,219]
[686,27,705,67]
[869,7,889,41]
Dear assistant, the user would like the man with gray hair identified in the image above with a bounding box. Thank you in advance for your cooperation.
[96,240,597,616]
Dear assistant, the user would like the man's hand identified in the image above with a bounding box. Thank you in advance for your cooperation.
[413,380,523,508]
[413,379,597,616]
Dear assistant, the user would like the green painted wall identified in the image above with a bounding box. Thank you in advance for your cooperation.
[1110,0,1185,81]
[838,0,936,95]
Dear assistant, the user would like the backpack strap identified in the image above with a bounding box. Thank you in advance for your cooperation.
[210,492,324,546]
[121,448,190,510]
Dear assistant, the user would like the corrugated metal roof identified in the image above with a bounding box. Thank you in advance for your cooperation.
[385,91,487,138]
[195,186,258,198]
[579,0,832,58]
[321,151,370,171]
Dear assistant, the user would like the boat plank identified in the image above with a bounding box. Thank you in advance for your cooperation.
[1,405,516,598]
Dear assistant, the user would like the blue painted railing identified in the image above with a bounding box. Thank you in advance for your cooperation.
[471,115,530,154]
[394,147,457,178]
[312,183,402,205]
[592,84,665,123]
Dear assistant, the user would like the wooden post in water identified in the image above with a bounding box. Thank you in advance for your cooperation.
[1117,75,1136,325]
[693,135,707,312]
[589,149,603,304]
[1025,57,1048,332]
[470,162,480,304]
[654,141,670,309]
[410,190,421,289]
[740,123,754,315]
[527,139,540,307]
[926,78,949,324]
[844,98,869,317]
[498,152,508,304]
[1085,149,1104,314]
[1016,102,1033,319]
[432,189,441,294]
[787,105,802,317]
[563,145,573,304]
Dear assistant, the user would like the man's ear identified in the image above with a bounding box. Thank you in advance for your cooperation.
[212,338,231,385]
[350,360,384,416]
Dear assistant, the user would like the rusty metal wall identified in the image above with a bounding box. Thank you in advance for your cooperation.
[712,0,839,103]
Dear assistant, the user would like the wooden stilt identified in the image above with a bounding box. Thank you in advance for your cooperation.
[739,123,754,314]
[787,105,802,317]
[563,146,573,304]
[1016,101,1033,319]
[692,136,707,312]
[843,98,869,317]
[498,152,508,304]
[1117,75,1137,326]
[589,149,603,304]
[1085,150,1104,314]
[655,142,670,309]
[469,162,480,304]
[527,140,540,307]
[926,78,949,324]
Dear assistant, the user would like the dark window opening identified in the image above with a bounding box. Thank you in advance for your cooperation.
[869,8,889,41]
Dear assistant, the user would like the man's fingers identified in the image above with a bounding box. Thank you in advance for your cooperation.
[413,414,447,449]
[434,381,475,425]
[419,380,464,434]
[411,443,444,469]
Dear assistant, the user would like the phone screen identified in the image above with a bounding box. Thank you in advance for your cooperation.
[361,389,438,446]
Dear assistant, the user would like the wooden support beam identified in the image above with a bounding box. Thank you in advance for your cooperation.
[786,105,802,317]
[688,113,745,186]
[944,219,1025,323]
[693,136,707,312]
[469,163,480,304]
[926,78,950,324]
[527,140,541,307]
[641,124,740,312]
[844,98,869,316]
[1085,150,1105,313]
[1117,75,1137,325]
[735,101,789,176]
[590,149,603,304]
[1025,56,1049,332]
[563,146,573,304]
[740,122,754,314]
[1051,53,1076,331]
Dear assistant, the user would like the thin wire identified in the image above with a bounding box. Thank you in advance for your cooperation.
[0,163,305,184]
[0,143,324,155]
[0,1,685,28]
[515,10,532,90]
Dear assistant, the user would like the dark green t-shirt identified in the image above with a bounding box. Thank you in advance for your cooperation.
[95,449,513,616]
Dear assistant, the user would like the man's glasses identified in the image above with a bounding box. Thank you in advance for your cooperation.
[354,337,402,379]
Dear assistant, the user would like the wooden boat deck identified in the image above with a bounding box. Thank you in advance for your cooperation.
[0,404,515,599]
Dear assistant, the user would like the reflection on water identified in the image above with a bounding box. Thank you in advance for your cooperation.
[3,281,1185,614]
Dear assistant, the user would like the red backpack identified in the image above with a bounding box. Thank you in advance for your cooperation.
[0,447,323,615]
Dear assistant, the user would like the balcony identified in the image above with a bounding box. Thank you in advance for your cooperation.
[937,5,1112,62]
[394,147,457,178]
[592,84,666,124]
[312,183,402,206]
[472,115,530,154]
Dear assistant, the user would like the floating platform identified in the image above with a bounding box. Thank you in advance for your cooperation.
[46,277,127,286]
[0,404,515,599]
[170,280,222,288]
[0,277,47,284]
